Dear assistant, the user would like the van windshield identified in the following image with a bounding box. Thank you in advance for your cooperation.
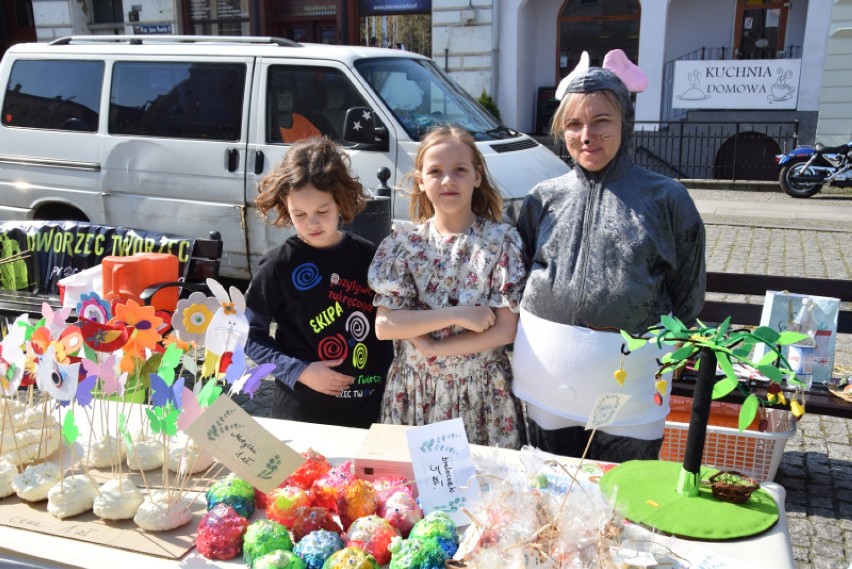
[355,58,510,141]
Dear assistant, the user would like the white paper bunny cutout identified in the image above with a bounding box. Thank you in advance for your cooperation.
[204,278,250,364]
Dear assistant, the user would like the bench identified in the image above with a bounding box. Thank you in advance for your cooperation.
[0,220,223,323]
[673,271,852,418]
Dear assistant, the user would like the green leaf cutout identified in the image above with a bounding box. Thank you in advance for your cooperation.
[712,352,739,399]
[776,331,808,346]
[619,330,648,352]
[739,395,759,433]
[62,409,79,445]
[712,374,739,399]
[660,315,686,334]
[757,350,779,366]
[756,364,782,383]
[714,316,731,341]
[752,326,781,345]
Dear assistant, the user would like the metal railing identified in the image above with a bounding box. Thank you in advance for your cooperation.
[557,120,800,182]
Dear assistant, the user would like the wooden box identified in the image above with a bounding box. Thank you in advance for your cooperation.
[353,423,417,495]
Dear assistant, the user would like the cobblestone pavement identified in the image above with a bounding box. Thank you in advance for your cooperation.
[701,221,852,569]
[233,187,852,569]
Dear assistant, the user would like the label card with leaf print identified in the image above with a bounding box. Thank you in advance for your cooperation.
[185,395,304,493]
[586,393,632,430]
[406,418,480,526]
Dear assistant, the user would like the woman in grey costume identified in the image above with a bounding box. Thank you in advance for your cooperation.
[512,52,706,463]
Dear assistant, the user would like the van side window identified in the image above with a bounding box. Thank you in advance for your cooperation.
[266,66,369,144]
[2,60,103,132]
[110,62,246,141]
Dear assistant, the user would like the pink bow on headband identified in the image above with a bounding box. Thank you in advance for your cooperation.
[555,49,648,100]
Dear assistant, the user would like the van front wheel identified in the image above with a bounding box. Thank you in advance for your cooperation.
[34,204,89,222]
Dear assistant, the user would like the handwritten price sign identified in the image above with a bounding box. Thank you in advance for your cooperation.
[185,396,304,493]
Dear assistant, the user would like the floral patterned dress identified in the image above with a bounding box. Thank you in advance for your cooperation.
[368,216,527,448]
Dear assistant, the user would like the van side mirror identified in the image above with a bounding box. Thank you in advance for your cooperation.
[343,107,389,151]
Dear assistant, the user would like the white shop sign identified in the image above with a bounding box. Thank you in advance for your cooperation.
[672,59,801,110]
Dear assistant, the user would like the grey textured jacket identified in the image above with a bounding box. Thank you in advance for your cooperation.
[517,150,706,335]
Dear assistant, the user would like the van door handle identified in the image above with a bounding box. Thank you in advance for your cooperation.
[226,148,239,172]
[255,150,265,174]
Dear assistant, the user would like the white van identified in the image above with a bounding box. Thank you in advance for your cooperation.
[0,36,569,279]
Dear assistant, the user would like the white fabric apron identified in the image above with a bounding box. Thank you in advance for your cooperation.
[512,308,672,437]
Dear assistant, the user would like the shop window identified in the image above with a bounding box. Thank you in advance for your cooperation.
[92,0,124,24]
[557,0,640,84]
[188,0,250,36]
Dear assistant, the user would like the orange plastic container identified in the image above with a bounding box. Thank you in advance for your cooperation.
[659,395,796,482]
[102,253,179,312]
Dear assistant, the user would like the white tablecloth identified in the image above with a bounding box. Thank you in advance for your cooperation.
[0,414,795,569]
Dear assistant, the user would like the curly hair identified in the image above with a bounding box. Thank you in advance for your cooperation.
[256,137,367,227]
[408,125,503,224]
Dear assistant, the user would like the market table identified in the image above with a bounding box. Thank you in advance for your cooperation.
[0,413,795,568]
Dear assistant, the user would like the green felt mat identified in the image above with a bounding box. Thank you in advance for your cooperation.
[599,460,779,540]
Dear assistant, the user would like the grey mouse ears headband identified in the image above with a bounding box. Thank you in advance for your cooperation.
[555,49,649,100]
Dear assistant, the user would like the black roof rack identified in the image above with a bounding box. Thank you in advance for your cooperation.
[49,35,301,47]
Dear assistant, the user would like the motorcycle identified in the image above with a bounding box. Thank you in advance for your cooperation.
[776,141,852,198]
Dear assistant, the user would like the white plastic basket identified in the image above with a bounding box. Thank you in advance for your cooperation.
[659,407,795,483]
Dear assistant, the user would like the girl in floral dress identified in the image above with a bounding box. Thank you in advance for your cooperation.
[368,125,527,448]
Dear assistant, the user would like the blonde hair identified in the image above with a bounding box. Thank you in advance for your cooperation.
[408,125,503,223]
[550,90,623,142]
[256,137,366,227]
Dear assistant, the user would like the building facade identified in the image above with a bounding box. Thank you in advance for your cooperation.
[816,0,852,145]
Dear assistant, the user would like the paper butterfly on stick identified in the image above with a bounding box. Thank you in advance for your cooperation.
[41,302,72,337]
[149,373,185,409]
[226,344,276,399]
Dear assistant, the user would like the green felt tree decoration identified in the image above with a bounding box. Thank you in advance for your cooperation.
[619,314,807,496]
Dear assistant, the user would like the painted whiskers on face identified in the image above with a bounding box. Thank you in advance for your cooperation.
[563,94,622,173]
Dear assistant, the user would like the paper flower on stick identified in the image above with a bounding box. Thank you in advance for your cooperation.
[111,300,164,372]
[77,292,111,324]
[29,324,83,362]
[173,291,219,348]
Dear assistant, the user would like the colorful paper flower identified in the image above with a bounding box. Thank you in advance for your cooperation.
[172,291,219,347]
[77,292,111,323]
[112,299,163,355]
